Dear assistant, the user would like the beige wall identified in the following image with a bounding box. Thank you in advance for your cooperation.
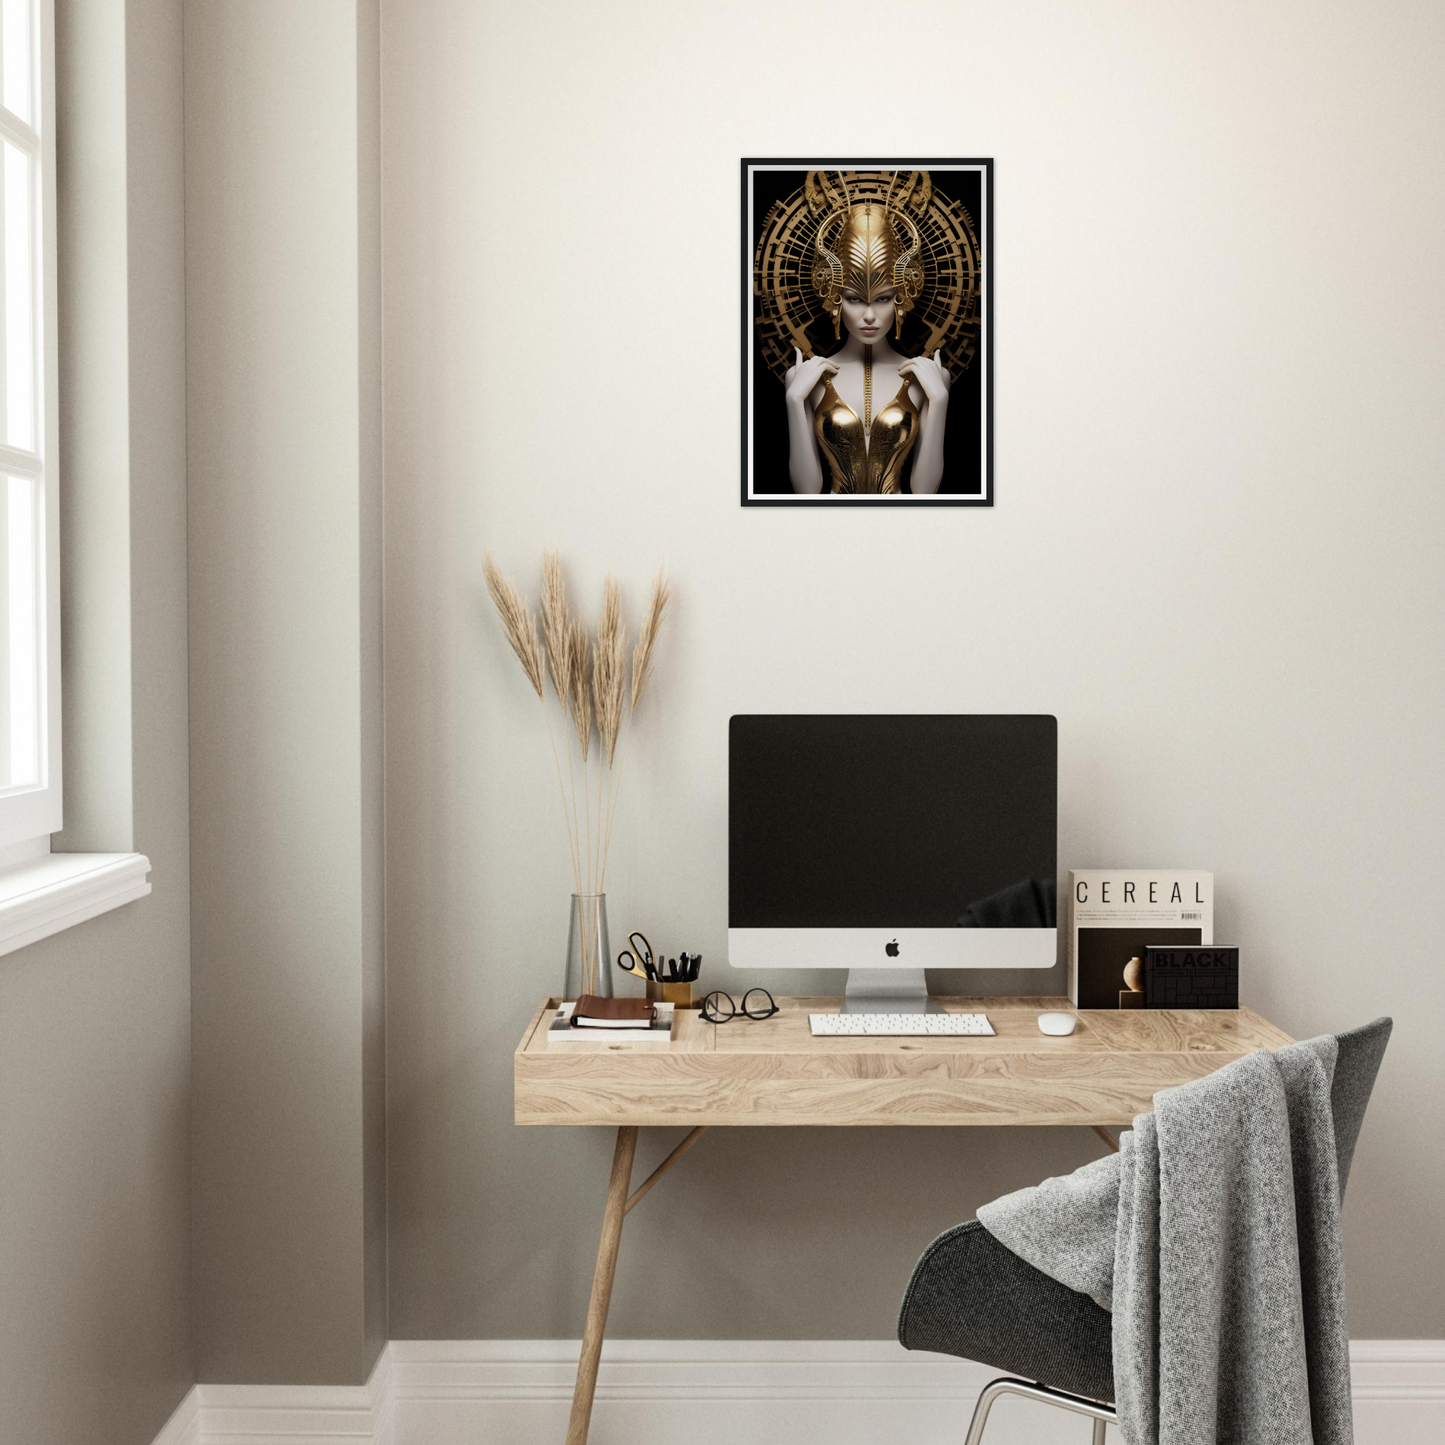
[186,0,385,1386]
[382,0,1445,1342]
[0,2,193,1443]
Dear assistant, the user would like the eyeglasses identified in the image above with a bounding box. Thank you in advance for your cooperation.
[700,988,779,1023]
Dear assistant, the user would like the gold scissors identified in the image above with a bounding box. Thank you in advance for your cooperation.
[616,930,656,982]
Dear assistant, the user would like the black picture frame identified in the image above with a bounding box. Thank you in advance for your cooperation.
[741,157,994,508]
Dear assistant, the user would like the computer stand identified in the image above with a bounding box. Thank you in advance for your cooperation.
[840,967,942,1014]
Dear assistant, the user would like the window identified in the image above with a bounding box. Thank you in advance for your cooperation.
[0,0,57,855]
[0,0,150,951]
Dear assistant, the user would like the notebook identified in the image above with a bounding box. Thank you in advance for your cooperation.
[546,1000,675,1045]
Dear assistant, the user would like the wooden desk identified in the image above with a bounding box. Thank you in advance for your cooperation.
[514,995,1293,1444]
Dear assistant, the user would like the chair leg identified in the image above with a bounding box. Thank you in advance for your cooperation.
[963,1377,1117,1445]
[962,1379,1010,1445]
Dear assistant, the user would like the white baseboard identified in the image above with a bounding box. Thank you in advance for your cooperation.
[149,1353,394,1445]
[150,1385,200,1445]
[150,1339,1445,1445]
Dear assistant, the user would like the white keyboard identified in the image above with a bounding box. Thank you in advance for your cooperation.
[808,1012,995,1037]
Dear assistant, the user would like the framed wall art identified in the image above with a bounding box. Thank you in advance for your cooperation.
[742,158,992,506]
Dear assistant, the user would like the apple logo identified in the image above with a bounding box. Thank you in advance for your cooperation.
[885,939,900,957]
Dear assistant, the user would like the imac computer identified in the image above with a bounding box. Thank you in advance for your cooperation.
[728,714,1058,1013]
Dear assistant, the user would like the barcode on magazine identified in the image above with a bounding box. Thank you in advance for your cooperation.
[1181,911,1203,920]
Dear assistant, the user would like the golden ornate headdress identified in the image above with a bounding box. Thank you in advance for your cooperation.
[752,168,982,383]
[809,171,925,338]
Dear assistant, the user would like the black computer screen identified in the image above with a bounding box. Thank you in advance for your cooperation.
[728,715,1057,928]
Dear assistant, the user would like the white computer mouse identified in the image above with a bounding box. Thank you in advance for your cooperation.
[1037,1011,1078,1036]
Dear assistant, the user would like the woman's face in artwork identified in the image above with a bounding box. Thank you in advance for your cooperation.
[840,288,896,342]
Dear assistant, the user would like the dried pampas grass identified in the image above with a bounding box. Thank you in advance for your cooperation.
[483,555,544,700]
[631,568,669,710]
[483,551,670,932]
[593,578,626,767]
[540,550,573,708]
[567,618,593,761]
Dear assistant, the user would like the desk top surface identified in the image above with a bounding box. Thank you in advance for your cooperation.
[514,996,1293,1128]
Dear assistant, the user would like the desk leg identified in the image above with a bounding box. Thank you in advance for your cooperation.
[566,1125,638,1445]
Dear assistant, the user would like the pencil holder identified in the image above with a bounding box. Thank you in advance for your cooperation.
[647,979,694,1009]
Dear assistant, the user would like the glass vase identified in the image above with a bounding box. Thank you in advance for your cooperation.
[564,893,612,1001]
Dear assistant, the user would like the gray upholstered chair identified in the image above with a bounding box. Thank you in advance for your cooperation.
[898,1018,1392,1443]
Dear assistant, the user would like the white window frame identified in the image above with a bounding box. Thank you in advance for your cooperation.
[0,0,59,852]
[0,0,150,955]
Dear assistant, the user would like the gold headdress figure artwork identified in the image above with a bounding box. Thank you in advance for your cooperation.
[753,168,982,383]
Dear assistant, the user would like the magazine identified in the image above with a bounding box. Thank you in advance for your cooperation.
[1068,870,1213,1009]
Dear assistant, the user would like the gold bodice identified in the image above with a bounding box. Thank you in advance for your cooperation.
[813,377,920,495]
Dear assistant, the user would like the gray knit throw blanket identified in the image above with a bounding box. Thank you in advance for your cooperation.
[977,1038,1353,1445]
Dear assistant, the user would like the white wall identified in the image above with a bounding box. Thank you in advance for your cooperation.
[382,0,1445,1341]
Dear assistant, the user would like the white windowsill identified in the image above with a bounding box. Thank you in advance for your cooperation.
[0,852,152,958]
